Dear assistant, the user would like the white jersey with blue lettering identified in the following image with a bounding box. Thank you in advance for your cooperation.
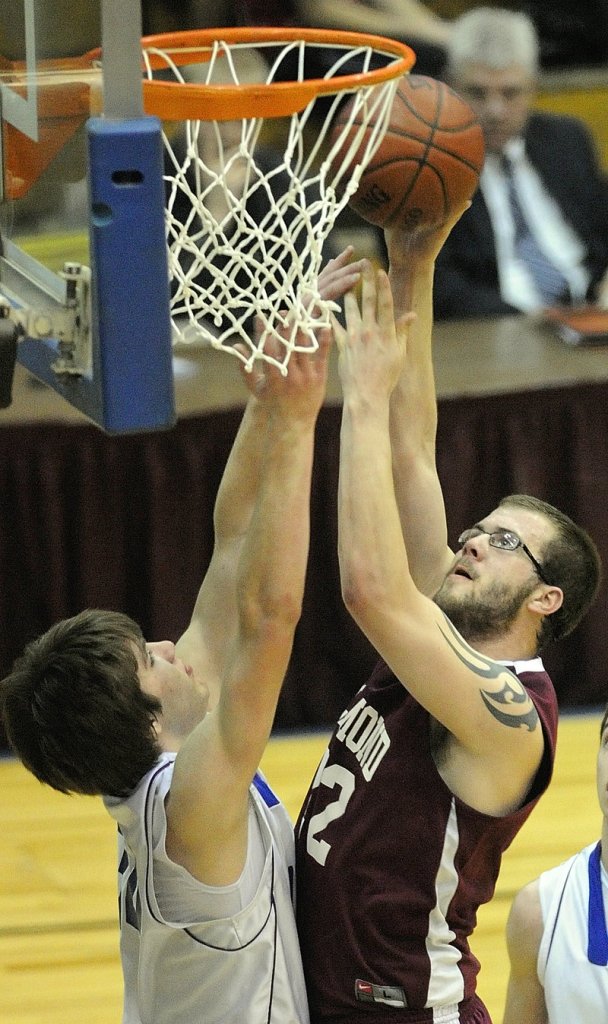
[538,840,608,1022]
[104,755,309,1024]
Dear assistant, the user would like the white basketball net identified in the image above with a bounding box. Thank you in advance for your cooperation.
[142,36,406,372]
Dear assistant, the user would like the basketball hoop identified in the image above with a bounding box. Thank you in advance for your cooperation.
[137,28,415,372]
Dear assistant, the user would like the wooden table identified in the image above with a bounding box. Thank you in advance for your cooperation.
[3,314,608,421]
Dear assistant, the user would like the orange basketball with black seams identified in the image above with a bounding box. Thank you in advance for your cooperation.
[331,74,485,230]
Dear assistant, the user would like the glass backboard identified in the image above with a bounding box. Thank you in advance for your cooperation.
[0,0,175,432]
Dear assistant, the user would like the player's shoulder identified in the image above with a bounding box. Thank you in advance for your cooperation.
[509,843,594,947]
[510,876,541,918]
[506,877,543,963]
[538,841,596,894]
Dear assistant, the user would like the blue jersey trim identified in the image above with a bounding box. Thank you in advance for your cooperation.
[253,772,280,808]
[587,841,608,965]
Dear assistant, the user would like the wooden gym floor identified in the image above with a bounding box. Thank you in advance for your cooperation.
[0,710,602,1024]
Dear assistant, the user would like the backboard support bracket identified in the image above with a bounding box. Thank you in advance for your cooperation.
[1,251,92,372]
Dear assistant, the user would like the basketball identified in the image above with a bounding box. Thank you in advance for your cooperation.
[331,74,485,231]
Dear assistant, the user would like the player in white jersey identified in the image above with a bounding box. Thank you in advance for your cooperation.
[503,702,608,1024]
[0,252,362,1024]
[105,758,306,1024]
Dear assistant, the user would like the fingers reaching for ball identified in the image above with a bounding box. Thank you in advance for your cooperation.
[318,247,365,304]
[239,318,332,421]
[336,263,412,405]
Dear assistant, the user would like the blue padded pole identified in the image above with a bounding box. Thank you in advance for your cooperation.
[87,115,175,433]
[81,0,175,433]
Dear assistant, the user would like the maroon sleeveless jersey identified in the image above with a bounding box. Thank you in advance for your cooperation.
[295,658,558,1022]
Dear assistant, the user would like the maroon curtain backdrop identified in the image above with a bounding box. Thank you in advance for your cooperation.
[1,381,607,750]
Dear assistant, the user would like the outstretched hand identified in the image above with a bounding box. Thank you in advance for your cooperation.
[334,262,414,404]
[239,327,332,423]
[317,246,366,304]
[238,246,365,411]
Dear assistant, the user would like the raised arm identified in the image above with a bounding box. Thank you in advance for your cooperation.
[177,248,363,687]
[385,208,469,596]
[176,393,271,695]
[294,0,451,47]
[166,327,331,885]
[335,265,543,815]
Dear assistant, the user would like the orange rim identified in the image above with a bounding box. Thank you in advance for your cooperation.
[92,27,415,121]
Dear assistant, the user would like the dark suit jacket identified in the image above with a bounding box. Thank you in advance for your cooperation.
[433,112,608,320]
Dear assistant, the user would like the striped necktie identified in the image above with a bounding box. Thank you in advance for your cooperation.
[502,156,570,306]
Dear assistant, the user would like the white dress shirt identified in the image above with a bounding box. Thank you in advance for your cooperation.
[480,137,590,311]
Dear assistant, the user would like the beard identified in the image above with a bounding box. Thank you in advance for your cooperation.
[433,575,538,644]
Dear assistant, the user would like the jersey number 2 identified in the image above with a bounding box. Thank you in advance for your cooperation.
[306,749,355,866]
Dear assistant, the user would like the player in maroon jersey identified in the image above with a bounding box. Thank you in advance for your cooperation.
[295,214,602,1023]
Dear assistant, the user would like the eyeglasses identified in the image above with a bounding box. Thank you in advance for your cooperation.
[457,527,551,585]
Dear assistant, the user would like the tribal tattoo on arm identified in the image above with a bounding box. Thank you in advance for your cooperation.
[438,616,540,732]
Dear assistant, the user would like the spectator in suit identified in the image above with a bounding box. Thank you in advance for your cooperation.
[433,7,608,320]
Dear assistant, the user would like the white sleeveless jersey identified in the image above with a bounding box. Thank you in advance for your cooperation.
[538,841,608,1023]
[104,756,309,1024]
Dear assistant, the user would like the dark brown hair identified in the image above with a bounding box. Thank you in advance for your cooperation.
[0,610,162,797]
[499,495,602,648]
